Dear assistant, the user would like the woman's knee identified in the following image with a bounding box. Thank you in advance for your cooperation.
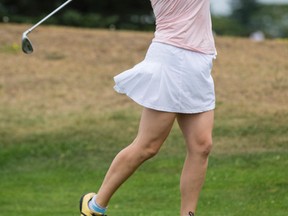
[133,137,163,160]
[189,136,213,157]
[142,145,160,159]
[201,138,213,157]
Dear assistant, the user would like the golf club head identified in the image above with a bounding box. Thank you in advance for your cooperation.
[22,34,34,54]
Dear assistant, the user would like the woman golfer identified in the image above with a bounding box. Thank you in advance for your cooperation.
[80,0,216,215]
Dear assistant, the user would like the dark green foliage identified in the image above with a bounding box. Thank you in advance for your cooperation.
[1,0,288,36]
[0,0,154,30]
[231,0,261,26]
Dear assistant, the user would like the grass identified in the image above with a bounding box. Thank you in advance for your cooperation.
[0,24,288,216]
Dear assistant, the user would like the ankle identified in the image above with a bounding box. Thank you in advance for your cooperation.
[88,195,107,214]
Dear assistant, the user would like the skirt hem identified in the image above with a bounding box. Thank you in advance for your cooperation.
[114,84,215,114]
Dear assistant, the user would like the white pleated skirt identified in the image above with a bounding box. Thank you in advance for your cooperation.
[114,42,216,114]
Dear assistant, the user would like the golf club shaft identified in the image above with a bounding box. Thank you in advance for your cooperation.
[25,0,73,34]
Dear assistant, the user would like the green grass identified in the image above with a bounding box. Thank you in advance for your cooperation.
[1,109,287,216]
[0,43,21,54]
[1,24,288,216]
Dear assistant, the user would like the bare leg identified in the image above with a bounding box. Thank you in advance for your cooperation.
[177,111,214,216]
[96,108,176,207]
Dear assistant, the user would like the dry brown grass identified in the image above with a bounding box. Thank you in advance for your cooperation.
[1,24,152,135]
[1,24,287,153]
[214,36,288,113]
[1,24,151,114]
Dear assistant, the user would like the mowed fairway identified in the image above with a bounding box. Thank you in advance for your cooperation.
[0,24,288,216]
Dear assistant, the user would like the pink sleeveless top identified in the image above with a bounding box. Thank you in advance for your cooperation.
[151,0,216,55]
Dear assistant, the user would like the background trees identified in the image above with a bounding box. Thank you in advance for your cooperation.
[0,0,288,37]
[0,0,154,30]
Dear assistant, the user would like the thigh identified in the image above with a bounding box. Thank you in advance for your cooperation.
[177,111,214,149]
[136,108,176,148]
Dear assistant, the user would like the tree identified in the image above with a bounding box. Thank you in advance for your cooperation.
[230,0,261,35]
[0,0,153,30]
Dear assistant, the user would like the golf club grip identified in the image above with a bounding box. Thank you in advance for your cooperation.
[27,0,73,34]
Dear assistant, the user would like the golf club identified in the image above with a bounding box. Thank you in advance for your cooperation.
[22,0,73,54]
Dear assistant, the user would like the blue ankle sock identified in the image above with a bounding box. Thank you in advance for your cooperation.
[88,195,107,214]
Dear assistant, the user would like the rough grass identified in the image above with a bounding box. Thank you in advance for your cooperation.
[0,24,288,216]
